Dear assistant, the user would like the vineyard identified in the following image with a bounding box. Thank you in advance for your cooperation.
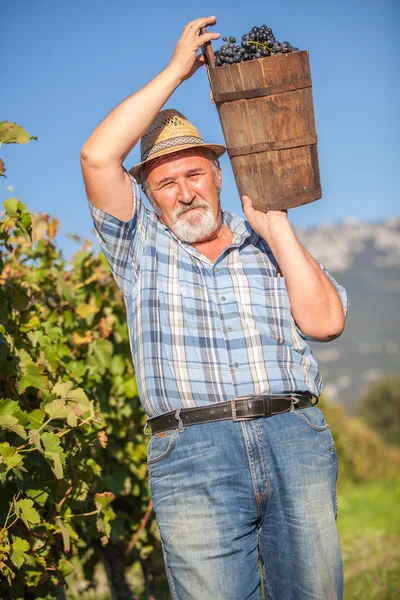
[1,123,399,599]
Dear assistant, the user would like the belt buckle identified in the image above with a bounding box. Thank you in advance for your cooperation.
[231,396,270,422]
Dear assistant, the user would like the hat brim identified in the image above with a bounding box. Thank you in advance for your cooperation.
[129,143,227,180]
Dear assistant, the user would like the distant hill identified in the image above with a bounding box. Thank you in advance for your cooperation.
[295,217,400,413]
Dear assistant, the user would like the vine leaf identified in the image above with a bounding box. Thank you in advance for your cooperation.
[10,536,30,569]
[41,432,65,479]
[0,122,37,145]
[55,518,70,553]
[0,415,27,440]
[2,198,32,240]
[16,499,40,529]
[0,443,23,484]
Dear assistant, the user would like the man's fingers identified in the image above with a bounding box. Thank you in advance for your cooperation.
[186,16,217,31]
[197,32,220,45]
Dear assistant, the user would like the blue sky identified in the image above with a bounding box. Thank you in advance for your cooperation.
[2,0,399,257]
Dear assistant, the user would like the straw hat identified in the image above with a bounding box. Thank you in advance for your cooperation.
[129,109,226,180]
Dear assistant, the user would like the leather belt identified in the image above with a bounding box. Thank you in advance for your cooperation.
[147,393,316,434]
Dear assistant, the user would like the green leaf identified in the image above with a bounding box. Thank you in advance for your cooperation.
[57,557,73,577]
[52,381,89,405]
[0,443,23,484]
[0,399,19,416]
[2,198,32,240]
[91,339,113,372]
[26,487,49,507]
[10,536,30,569]
[29,430,43,452]
[55,518,70,553]
[17,363,48,394]
[44,451,64,479]
[95,491,115,511]
[0,415,27,439]
[17,499,40,529]
[66,411,77,427]
[0,122,37,144]
[43,398,70,420]
[41,432,62,454]
[26,409,46,430]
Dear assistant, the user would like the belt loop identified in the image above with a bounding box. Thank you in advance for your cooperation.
[290,395,300,412]
[312,396,319,406]
[143,420,152,436]
[174,408,185,432]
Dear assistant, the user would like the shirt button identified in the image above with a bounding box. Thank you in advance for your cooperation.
[227,327,233,332]
[221,296,226,301]
[214,267,219,272]
[234,362,239,368]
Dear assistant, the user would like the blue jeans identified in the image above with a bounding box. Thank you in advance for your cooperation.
[148,405,343,600]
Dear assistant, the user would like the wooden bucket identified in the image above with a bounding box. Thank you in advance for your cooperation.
[202,34,321,212]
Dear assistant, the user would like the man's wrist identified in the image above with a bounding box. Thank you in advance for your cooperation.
[163,63,186,87]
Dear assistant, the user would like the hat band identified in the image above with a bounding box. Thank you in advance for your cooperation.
[142,135,205,161]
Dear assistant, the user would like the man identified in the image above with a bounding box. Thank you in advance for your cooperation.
[81,16,348,600]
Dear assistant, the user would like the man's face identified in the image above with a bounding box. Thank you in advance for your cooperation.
[144,149,223,244]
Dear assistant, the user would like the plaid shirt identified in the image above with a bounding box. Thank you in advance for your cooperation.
[89,176,349,417]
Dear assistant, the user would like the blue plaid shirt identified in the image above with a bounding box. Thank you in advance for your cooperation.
[89,175,349,417]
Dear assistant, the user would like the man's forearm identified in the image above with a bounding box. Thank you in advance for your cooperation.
[261,214,345,341]
[80,66,182,167]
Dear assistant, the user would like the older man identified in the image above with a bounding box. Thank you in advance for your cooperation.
[81,16,348,600]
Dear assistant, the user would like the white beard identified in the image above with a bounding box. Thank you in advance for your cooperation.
[171,201,219,244]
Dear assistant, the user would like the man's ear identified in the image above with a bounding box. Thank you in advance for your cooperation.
[216,168,222,191]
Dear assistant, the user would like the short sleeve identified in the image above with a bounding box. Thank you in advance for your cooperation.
[87,174,148,296]
[295,264,349,341]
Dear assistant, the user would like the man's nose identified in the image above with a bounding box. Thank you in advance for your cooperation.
[177,180,196,204]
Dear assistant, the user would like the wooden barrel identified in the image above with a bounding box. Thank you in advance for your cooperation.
[202,37,321,212]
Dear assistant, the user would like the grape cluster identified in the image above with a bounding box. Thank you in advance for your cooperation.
[214,25,299,67]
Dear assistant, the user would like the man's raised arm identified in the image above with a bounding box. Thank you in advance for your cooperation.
[80,17,219,222]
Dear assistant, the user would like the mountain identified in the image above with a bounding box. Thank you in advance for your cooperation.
[295,217,400,413]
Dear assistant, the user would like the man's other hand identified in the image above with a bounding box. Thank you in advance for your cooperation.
[167,17,220,83]
[242,195,288,241]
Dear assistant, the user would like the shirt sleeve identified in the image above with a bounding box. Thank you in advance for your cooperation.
[295,264,349,341]
[87,173,148,296]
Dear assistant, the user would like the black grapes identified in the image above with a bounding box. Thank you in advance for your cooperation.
[214,25,299,67]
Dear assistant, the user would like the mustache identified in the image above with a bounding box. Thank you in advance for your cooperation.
[174,200,211,220]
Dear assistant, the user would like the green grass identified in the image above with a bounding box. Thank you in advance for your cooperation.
[337,477,400,599]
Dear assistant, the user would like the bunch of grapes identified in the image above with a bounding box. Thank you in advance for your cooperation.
[214,24,299,67]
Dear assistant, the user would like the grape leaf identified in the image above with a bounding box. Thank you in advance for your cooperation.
[26,487,49,507]
[0,443,23,484]
[17,363,48,394]
[57,557,73,577]
[0,122,36,144]
[44,452,64,479]
[92,339,113,372]
[10,536,30,568]
[55,518,70,553]
[17,499,40,529]
[0,399,19,416]
[43,398,70,420]
[0,415,27,440]
[29,430,43,452]
[41,432,62,454]
[26,409,46,430]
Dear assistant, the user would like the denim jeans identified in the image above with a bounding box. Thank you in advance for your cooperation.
[147,405,343,600]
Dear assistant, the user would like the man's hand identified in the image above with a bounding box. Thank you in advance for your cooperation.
[242,195,288,244]
[242,195,346,341]
[167,17,220,83]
